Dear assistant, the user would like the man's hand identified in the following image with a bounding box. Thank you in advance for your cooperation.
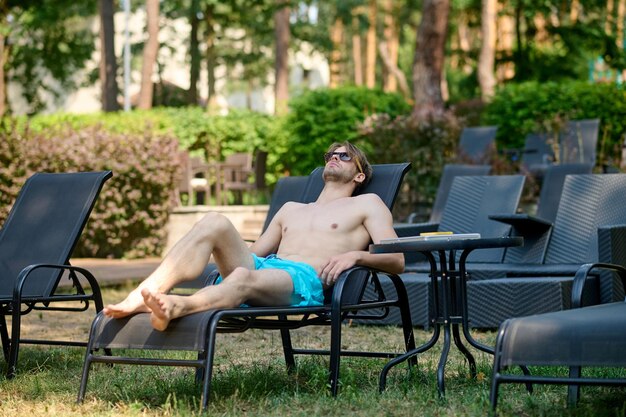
[319,251,361,287]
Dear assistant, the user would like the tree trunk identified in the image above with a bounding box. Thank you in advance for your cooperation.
[382,0,398,92]
[0,31,7,117]
[617,0,625,47]
[138,0,160,109]
[188,0,200,105]
[99,0,120,112]
[456,14,473,75]
[274,1,290,116]
[606,0,615,35]
[570,0,580,23]
[365,0,377,88]
[412,0,450,120]
[478,0,497,100]
[378,41,410,98]
[205,3,218,111]
[329,17,344,88]
[496,2,515,81]
[352,15,363,86]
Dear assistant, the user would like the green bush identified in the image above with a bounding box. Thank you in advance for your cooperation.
[26,108,292,186]
[285,86,411,175]
[482,81,626,167]
[160,108,291,185]
[0,118,180,258]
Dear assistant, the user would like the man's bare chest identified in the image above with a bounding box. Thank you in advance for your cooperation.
[282,203,364,234]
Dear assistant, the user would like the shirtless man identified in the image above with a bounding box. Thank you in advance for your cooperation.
[103,142,404,331]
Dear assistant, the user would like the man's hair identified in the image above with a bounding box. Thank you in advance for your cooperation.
[327,141,373,192]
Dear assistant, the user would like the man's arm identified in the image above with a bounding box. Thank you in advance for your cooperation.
[249,202,291,257]
[319,194,404,287]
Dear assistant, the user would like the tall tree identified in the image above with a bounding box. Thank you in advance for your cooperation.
[99,0,120,111]
[1,0,95,115]
[381,0,399,92]
[496,2,515,81]
[412,0,450,119]
[187,0,201,105]
[478,0,497,100]
[352,10,364,86]
[274,0,290,115]
[0,4,8,117]
[329,16,344,87]
[205,2,217,111]
[138,0,160,109]
[365,0,377,88]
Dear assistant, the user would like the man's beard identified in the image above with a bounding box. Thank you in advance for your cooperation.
[323,165,355,184]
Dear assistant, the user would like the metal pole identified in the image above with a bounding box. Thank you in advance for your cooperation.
[123,0,131,111]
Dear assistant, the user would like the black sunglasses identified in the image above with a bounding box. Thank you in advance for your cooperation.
[324,151,363,173]
[324,151,352,162]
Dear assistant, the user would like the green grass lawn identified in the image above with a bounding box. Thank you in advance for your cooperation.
[1,286,625,417]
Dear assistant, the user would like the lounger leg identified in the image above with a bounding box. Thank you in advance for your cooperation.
[77,353,93,403]
[520,365,533,393]
[0,315,10,362]
[195,352,206,384]
[328,309,343,397]
[7,306,22,378]
[489,374,500,413]
[201,318,220,410]
[388,273,417,366]
[567,366,581,406]
[279,322,296,373]
[279,330,296,372]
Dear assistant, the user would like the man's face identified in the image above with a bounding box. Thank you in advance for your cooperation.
[322,146,360,184]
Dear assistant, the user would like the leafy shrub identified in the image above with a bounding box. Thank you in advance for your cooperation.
[285,86,411,175]
[357,113,460,220]
[160,108,291,184]
[0,118,180,258]
[482,81,626,168]
[26,108,292,186]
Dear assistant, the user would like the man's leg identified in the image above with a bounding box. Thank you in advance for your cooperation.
[103,213,255,318]
[142,267,294,330]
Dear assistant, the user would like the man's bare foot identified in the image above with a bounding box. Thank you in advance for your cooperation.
[103,289,151,318]
[141,288,173,331]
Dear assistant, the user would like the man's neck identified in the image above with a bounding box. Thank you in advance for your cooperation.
[315,181,356,204]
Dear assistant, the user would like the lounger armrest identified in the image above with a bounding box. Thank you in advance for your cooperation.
[572,263,626,308]
[15,263,100,299]
[488,213,552,236]
[393,222,439,237]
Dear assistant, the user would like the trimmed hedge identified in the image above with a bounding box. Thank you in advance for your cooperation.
[0,118,180,258]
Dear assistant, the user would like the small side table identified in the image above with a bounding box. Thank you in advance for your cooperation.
[370,236,523,395]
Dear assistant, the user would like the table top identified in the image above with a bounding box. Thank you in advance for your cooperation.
[369,236,523,254]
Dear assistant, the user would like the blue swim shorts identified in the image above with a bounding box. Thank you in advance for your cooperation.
[215,254,324,307]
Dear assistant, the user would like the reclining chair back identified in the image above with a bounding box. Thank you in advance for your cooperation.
[559,119,600,166]
[0,172,112,299]
[438,175,525,263]
[457,125,498,164]
[543,174,626,265]
[430,164,491,224]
